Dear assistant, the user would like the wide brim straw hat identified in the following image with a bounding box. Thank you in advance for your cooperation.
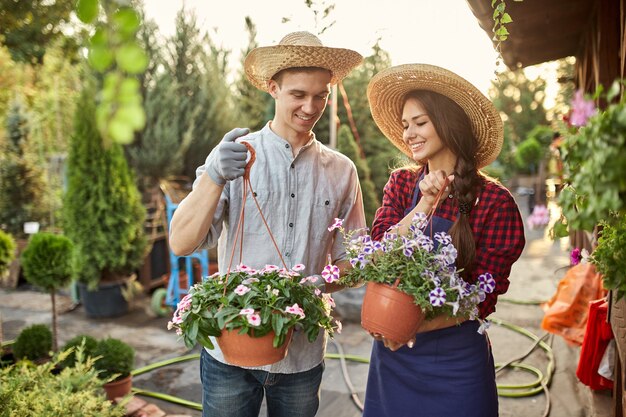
[244,31,363,92]
[367,63,503,168]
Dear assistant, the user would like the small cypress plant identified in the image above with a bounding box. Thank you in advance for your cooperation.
[21,232,75,351]
[13,324,53,361]
[94,337,135,382]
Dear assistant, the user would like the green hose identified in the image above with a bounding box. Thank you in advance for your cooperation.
[498,297,546,306]
[132,387,203,411]
[132,353,200,376]
[129,318,556,413]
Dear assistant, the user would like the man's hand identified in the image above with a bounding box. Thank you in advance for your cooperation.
[205,128,250,185]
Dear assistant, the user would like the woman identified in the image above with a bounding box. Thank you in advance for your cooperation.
[363,64,526,416]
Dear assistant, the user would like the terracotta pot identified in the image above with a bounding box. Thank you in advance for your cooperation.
[361,281,425,344]
[217,328,294,367]
[103,374,132,402]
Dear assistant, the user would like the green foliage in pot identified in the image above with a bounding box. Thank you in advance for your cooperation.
[554,81,626,235]
[0,229,16,278]
[591,214,626,299]
[13,324,52,361]
[93,337,135,382]
[0,345,125,417]
[21,232,75,351]
[63,81,147,289]
[59,334,98,369]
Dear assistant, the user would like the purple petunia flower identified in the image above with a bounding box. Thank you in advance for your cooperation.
[429,287,446,307]
[434,232,452,245]
[477,273,496,294]
[322,264,340,283]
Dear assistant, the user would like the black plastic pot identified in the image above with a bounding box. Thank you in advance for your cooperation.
[77,281,129,318]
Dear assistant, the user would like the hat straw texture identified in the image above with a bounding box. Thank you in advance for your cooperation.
[244,31,363,92]
[367,64,503,168]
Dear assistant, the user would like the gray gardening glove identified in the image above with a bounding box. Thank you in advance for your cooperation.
[205,128,250,185]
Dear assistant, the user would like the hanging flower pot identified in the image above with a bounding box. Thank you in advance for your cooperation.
[168,143,340,359]
[361,281,425,344]
[217,327,294,367]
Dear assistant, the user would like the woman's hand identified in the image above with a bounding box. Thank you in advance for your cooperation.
[369,315,467,351]
[418,170,454,209]
[369,332,415,351]
[416,315,467,334]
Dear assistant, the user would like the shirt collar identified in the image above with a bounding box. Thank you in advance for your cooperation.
[262,121,318,156]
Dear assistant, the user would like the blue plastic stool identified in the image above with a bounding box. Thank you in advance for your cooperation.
[151,188,210,316]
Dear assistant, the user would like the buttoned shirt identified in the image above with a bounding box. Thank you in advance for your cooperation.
[370,167,525,319]
[194,122,366,373]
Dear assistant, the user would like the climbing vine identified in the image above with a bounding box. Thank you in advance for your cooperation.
[491,0,514,74]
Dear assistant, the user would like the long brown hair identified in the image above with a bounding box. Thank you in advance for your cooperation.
[404,90,481,275]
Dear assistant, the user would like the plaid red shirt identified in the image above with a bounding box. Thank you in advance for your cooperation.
[371,168,526,319]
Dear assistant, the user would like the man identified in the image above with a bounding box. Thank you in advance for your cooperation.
[169,31,365,417]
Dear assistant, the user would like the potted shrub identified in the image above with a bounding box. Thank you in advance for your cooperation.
[325,215,494,344]
[12,324,53,363]
[59,334,99,369]
[20,232,75,351]
[168,264,339,367]
[94,337,135,401]
[63,82,147,318]
[1,344,125,416]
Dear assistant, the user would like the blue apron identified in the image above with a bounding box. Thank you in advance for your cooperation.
[363,174,498,417]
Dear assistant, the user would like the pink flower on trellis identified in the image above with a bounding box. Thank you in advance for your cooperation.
[569,89,597,127]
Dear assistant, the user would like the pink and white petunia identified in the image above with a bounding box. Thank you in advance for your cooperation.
[263,264,280,272]
[335,319,343,334]
[292,264,306,272]
[234,285,251,296]
[246,313,261,326]
[239,308,255,316]
[285,303,306,318]
[327,218,344,232]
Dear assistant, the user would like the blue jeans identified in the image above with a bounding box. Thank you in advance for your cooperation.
[200,349,324,417]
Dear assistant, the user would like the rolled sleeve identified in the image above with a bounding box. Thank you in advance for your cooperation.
[473,195,526,318]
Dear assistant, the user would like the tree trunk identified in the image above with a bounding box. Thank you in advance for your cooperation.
[51,291,57,352]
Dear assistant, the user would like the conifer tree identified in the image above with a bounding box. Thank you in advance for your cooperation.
[0,99,47,237]
[63,82,146,288]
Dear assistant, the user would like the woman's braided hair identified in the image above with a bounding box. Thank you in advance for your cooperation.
[404,90,481,276]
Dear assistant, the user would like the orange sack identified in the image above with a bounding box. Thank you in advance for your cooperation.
[541,263,606,346]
